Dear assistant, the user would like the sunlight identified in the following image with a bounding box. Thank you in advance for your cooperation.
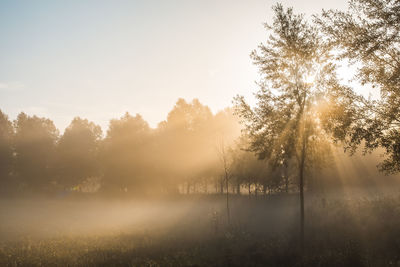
[304,73,316,85]
[1,0,399,265]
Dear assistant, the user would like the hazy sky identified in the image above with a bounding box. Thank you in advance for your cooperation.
[0,0,349,131]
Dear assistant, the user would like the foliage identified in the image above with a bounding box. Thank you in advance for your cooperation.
[0,99,247,195]
[0,110,14,191]
[56,117,102,188]
[101,112,154,193]
[234,4,335,193]
[14,112,59,192]
[317,0,400,174]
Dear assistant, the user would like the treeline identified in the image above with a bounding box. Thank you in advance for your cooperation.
[0,98,294,196]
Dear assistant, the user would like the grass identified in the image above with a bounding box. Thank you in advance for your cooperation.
[1,194,400,266]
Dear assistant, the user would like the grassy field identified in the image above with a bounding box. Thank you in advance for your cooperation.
[1,193,400,266]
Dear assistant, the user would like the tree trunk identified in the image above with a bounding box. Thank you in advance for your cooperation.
[284,163,289,193]
[225,175,230,225]
[299,134,306,249]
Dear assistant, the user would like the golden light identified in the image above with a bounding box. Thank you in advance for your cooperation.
[305,73,316,84]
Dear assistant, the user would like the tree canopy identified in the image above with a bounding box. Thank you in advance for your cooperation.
[318,0,400,174]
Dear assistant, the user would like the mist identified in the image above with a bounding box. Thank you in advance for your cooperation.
[1,97,400,266]
[2,0,400,266]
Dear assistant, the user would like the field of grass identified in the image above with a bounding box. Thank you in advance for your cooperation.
[1,193,400,266]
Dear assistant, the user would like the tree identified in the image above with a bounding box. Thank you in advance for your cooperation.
[56,117,102,189]
[101,113,153,194]
[235,4,335,246]
[317,0,400,174]
[158,98,217,192]
[230,136,272,197]
[0,110,14,192]
[14,113,59,192]
[216,136,232,224]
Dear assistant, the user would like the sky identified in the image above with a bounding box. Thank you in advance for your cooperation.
[0,0,350,132]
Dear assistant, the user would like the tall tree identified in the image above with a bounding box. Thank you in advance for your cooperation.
[318,0,400,174]
[235,4,335,246]
[14,113,59,192]
[56,117,102,189]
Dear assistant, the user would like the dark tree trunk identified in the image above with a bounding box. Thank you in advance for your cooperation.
[225,175,230,225]
[299,134,306,249]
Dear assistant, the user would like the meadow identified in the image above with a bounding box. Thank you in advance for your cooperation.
[1,192,400,267]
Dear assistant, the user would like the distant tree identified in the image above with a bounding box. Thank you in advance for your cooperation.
[101,113,153,194]
[235,4,336,246]
[230,141,247,195]
[216,136,232,224]
[0,110,14,192]
[56,117,102,189]
[317,0,400,174]
[230,137,269,197]
[158,98,217,191]
[14,113,59,192]
[213,108,242,144]
[211,108,242,194]
[99,99,241,196]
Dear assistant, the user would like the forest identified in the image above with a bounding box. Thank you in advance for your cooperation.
[1,0,400,266]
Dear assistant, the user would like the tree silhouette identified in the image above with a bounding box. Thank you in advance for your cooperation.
[14,112,59,192]
[0,99,242,195]
[235,4,336,247]
[158,98,218,193]
[0,110,14,193]
[101,113,153,194]
[56,117,102,189]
